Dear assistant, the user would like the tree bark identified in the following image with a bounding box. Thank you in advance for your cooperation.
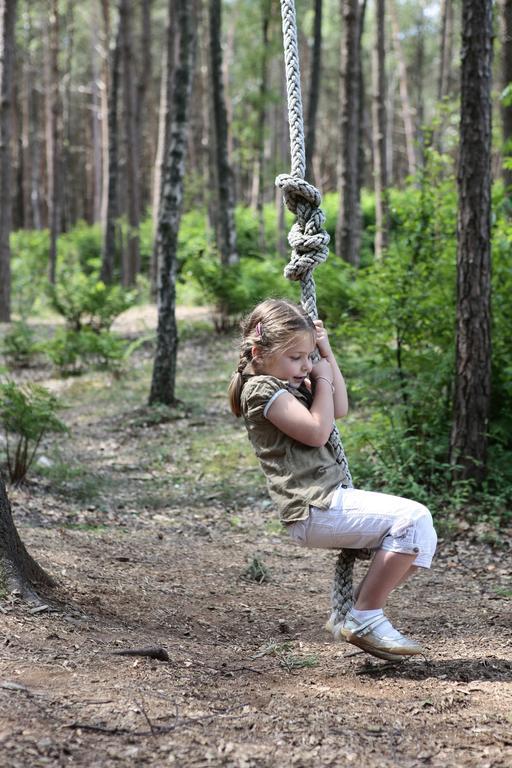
[438,0,454,102]
[305,0,322,183]
[45,0,60,284]
[209,0,238,266]
[101,8,121,284]
[502,0,512,190]
[0,0,17,322]
[0,474,54,602]
[372,0,388,259]
[336,0,365,266]
[450,0,493,486]
[389,0,416,177]
[149,0,196,406]
[151,0,175,298]
[119,0,140,286]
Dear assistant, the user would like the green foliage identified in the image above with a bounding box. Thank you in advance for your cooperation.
[0,380,67,483]
[49,271,136,332]
[10,229,50,318]
[45,328,127,376]
[1,322,40,368]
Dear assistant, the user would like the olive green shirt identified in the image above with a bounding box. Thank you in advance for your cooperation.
[240,375,348,523]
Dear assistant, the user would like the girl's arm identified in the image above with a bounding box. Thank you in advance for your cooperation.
[265,358,335,447]
[313,320,349,419]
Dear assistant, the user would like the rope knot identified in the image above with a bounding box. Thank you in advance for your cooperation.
[275,173,330,282]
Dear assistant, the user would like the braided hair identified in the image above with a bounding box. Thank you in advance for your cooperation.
[228,299,315,417]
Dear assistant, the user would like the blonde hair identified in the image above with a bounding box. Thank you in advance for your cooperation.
[228,299,315,417]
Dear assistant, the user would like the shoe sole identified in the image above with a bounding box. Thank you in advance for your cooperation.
[341,628,424,661]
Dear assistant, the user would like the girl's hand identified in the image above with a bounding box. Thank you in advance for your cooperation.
[314,319,332,359]
[310,357,333,383]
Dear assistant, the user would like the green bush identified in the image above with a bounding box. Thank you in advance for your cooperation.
[10,229,50,317]
[0,380,67,483]
[49,272,136,332]
[45,328,127,376]
[1,322,40,368]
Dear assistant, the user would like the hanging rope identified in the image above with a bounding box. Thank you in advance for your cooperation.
[276,0,368,636]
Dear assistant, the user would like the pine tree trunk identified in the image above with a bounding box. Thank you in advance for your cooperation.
[305,0,322,183]
[149,0,197,406]
[0,0,17,322]
[502,0,512,190]
[119,0,140,286]
[389,0,416,177]
[45,0,60,284]
[336,0,365,266]
[450,0,493,486]
[100,0,111,234]
[135,0,152,213]
[0,474,54,602]
[101,10,121,284]
[372,0,388,259]
[438,0,454,101]
[209,0,238,267]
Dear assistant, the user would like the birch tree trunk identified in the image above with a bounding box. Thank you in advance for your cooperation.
[450,0,493,486]
[149,0,196,406]
[502,0,512,190]
[101,10,121,284]
[0,474,54,603]
[0,0,17,322]
[305,0,322,183]
[336,0,364,266]
[151,0,175,298]
[209,0,238,266]
[372,0,388,259]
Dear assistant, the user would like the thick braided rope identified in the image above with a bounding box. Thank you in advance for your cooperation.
[277,0,364,629]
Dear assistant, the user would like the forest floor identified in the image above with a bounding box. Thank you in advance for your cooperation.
[0,305,511,768]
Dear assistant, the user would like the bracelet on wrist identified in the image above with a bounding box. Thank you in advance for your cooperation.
[315,376,335,394]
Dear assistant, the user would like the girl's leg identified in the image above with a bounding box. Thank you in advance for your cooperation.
[354,550,417,610]
[354,562,418,603]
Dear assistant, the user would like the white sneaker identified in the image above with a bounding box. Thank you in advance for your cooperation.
[341,610,424,661]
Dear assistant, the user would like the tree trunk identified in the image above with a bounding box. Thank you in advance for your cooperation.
[450,0,493,486]
[149,0,196,406]
[101,9,121,284]
[305,0,322,183]
[0,474,54,602]
[438,0,454,102]
[151,0,175,298]
[0,0,17,322]
[502,0,512,190]
[45,0,60,284]
[336,0,365,266]
[135,0,152,214]
[389,0,416,177]
[372,0,388,259]
[100,0,111,234]
[91,15,103,224]
[119,0,140,286]
[209,0,238,266]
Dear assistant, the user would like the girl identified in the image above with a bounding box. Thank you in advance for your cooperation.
[228,299,437,661]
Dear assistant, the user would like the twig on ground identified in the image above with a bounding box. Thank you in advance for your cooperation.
[112,647,170,662]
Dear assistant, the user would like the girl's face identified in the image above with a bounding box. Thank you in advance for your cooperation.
[259,332,316,388]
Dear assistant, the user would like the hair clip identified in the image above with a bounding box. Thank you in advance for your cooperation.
[255,321,262,339]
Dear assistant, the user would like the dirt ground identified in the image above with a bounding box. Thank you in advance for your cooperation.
[0,307,511,768]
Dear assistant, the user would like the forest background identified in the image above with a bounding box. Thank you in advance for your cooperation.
[0,0,511,539]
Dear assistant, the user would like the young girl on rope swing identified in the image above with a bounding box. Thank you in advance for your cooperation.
[228,298,437,661]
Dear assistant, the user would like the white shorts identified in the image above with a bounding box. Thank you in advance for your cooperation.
[287,485,437,568]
